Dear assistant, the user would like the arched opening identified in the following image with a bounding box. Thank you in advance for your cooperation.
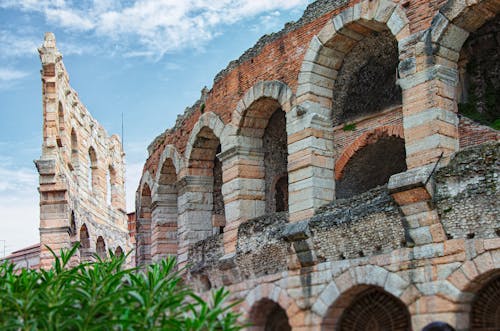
[188,126,225,236]
[69,211,76,236]
[262,107,288,213]
[336,131,406,199]
[239,97,288,214]
[70,128,78,170]
[457,14,500,130]
[249,299,291,331]
[57,102,64,147]
[79,224,90,249]
[96,236,106,259]
[88,147,97,192]
[152,157,178,262]
[331,29,401,125]
[79,224,91,261]
[114,246,123,257]
[470,274,500,330]
[106,165,117,207]
[137,183,152,266]
[322,286,411,331]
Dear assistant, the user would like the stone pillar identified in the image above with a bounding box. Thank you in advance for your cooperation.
[400,65,460,169]
[218,145,266,255]
[35,159,71,269]
[287,102,335,222]
[151,187,178,263]
[388,166,446,246]
[177,176,213,268]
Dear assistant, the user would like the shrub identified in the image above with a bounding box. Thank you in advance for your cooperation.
[0,245,242,331]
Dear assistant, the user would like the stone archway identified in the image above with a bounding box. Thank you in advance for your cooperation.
[137,181,153,266]
[335,127,406,199]
[249,299,292,331]
[470,274,500,330]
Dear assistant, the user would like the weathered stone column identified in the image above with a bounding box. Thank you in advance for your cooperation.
[176,175,214,268]
[219,145,266,255]
[400,62,461,169]
[36,159,71,269]
[151,187,178,263]
[287,102,335,222]
[136,217,151,266]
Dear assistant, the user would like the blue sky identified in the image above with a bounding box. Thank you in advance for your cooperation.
[0,0,313,255]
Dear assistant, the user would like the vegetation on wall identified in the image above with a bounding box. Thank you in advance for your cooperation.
[0,245,242,331]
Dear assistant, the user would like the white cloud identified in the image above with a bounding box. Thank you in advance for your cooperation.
[1,0,310,58]
[0,68,30,81]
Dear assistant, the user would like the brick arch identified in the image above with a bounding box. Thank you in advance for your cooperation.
[231,80,294,134]
[447,249,500,296]
[184,111,226,166]
[137,170,155,208]
[241,283,299,325]
[297,0,410,108]
[154,144,184,185]
[312,265,415,321]
[430,0,499,55]
[335,126,404,180]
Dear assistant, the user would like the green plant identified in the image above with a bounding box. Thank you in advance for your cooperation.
[200,103,205,114]
[0,244,242,331]
[343,123,356,131]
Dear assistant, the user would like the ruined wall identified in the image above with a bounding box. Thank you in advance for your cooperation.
[36,33,131,268]
[435,142,499,240]
[186,143,499,331]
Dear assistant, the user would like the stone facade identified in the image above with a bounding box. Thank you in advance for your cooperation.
[134,0,499,329]
[35,33,132,268]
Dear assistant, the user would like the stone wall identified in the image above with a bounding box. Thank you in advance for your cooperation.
[36,33,131,268]
[185,143,499,331]
[435,142,499,240]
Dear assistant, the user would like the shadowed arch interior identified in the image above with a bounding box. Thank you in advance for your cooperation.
[79,224,90,249]
[336,134,406,199]
[332,28,401,124]
[137,183,152,266]
[249,298,291,331]
[96,236,106,259]
[240,98,288,213]
[323,286,411,331]
[471,274,500,330]
[457,14,500,128]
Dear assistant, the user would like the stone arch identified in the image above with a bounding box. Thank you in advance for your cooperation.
[88,146,98,192]
[151,146,182,262]
[431,0,499,53]
[70,127,78,170]
[96,236,106,259]
[181,112,226,241]
[79,224,90,249]
[69,211,76,236]
[57,101,65,147]
[154,145,184,184]
[136,180,153,266]
[248,299,292,331]
[297,0,409,110]
[242,283,299,328]
[184,112,226,164]
[335,126,406,199]
[312,265,414,324]
[231,82,291,214]
[446,250,500,330]
[114,246,123,257]
[231,80,294,131]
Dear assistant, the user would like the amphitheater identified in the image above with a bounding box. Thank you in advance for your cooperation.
[2,0,500,330]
